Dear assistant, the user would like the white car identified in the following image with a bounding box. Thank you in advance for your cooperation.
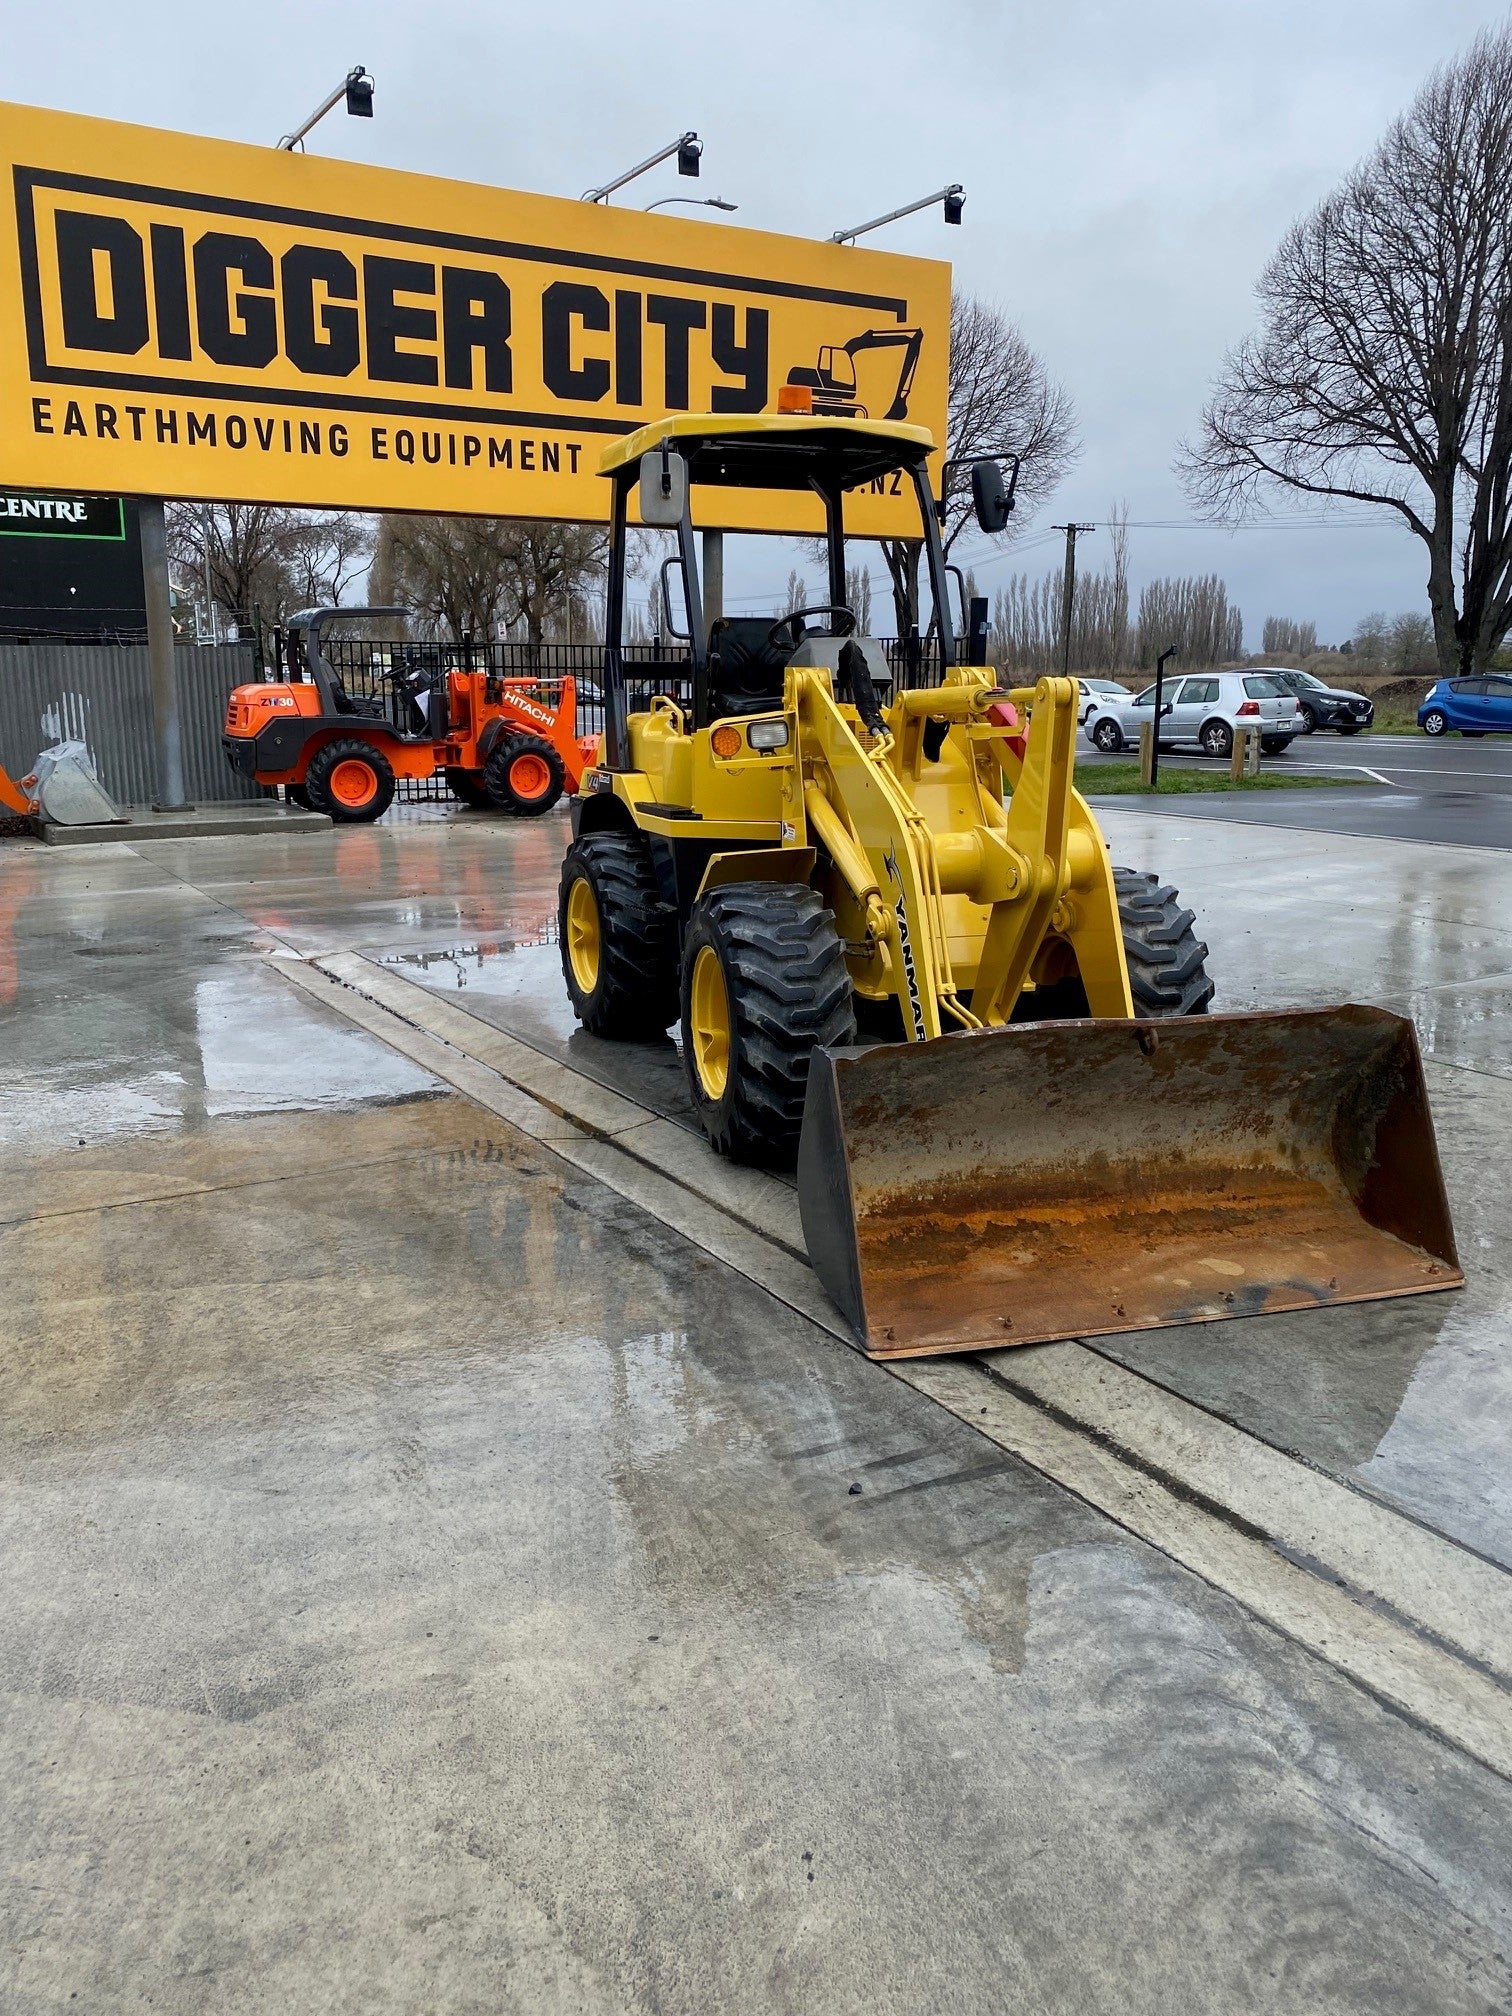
[1082,671,1303,758]
[1076,677,1128,725]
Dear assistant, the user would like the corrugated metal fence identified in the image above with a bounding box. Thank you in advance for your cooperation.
[0,643,263,804]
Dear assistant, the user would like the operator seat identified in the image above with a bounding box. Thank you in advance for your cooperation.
[706,616,794,718]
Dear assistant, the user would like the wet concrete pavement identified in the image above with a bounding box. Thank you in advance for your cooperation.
[377,808,1512,1568]
[4,807,1512,2011]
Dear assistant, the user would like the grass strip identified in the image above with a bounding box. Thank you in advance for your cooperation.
[1078,760,1371,796]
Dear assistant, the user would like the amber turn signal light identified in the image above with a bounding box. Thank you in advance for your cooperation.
[710,724,743,758]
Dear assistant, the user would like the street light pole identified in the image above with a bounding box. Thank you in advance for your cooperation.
[276,66,375,150]
[830,185,964,246]
[583,133,702,203]
[644,195,738,214]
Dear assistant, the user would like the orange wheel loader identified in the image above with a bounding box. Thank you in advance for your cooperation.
[223,606,599,823]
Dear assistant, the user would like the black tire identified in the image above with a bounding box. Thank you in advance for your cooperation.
[1092,716,1123,752]
[1115,867,1215,1016]
[446,767,493,808]
[1298,704,1318,733]
[1013,867,1214,1022]
[304,739,395,823]
[1421,709,1449,737]
[1200,718,1233,759]
[558,832,677,1038]
[681,883,855,1167]
[287,783,311,809]
[1260,736,1290,755]
[486,732,566,816]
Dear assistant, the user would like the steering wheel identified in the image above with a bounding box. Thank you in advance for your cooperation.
[765,604,857,653]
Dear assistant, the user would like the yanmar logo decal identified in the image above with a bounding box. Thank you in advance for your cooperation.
[883,842,926,1039]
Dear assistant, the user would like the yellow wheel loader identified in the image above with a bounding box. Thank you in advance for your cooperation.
[559,407,1462,1358]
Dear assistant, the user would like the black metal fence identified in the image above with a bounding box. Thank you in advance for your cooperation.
[275,632,953,804]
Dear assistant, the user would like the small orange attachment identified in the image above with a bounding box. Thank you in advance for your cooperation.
[777,384,813,414]
[987,700,1027,762]
[0,762,31,815]
[710,724,743,758]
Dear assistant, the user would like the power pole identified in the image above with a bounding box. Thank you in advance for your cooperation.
[1052,522,1095,678]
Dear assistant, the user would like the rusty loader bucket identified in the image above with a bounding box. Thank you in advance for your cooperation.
[797,1007,1462,1359]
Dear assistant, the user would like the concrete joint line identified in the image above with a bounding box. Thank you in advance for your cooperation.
[971,1345,1512,1685]
[303,950,808,1256]
[898,1357,1512,1781]
[271,950,1512,1784]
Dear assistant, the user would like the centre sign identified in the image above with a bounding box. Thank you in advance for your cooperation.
[0,103,950,535]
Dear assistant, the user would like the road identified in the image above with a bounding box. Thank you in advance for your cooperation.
[1077,731,1512,848]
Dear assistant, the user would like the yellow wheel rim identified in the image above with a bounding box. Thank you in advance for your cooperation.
[690,943,732,1100]
[565,875,601,993]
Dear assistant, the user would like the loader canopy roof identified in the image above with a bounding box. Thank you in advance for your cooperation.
[599,412,937,493]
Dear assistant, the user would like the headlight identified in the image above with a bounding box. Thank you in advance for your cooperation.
[747,720,790,750]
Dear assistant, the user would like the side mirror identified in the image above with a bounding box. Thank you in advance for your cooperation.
[971,455,1018,534]
[658,555,691,641]
[639,446,688,528]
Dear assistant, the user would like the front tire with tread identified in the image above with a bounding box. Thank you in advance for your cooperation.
[304,738,395,823]
[558,832,677,1038]
[1115,866,1215,1016]
[1014,866,1214,1022]
[681,882,855,1167]
[487,732,566,815]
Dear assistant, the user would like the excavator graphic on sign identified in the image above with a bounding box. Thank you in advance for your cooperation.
[784,327,923,421]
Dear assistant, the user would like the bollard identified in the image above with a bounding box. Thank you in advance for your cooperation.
[1230,724,1260,781]
[1139,719,1156,788]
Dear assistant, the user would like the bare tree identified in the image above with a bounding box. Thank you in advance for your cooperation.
[374,515,606,644]
[284,514,375,610]
[495,523,608,643]
[1135,577,1244,669]
[1350,612,1391,664]
[166,503,375,629]
[166,502,298,623]
[1387,610,1436,669]
[1182,23,1512,678]
[845,564,873,633]
[989,508,1131,674]
[780,565,811,618]
[1262,616,1318,657]
[880,291,1078,638]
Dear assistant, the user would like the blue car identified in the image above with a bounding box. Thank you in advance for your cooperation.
[1418,672,1512,737]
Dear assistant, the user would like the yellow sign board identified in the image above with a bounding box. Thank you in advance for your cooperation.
[0,103,950,535]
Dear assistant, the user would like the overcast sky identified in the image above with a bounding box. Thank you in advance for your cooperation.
[4,0,1507,646]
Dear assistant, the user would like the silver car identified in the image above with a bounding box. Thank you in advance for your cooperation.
[1076,676,1128,725]
[1083,671,1302,757]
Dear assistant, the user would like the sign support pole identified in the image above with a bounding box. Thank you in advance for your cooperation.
[701,530,723,643]
[139,498,192,811]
